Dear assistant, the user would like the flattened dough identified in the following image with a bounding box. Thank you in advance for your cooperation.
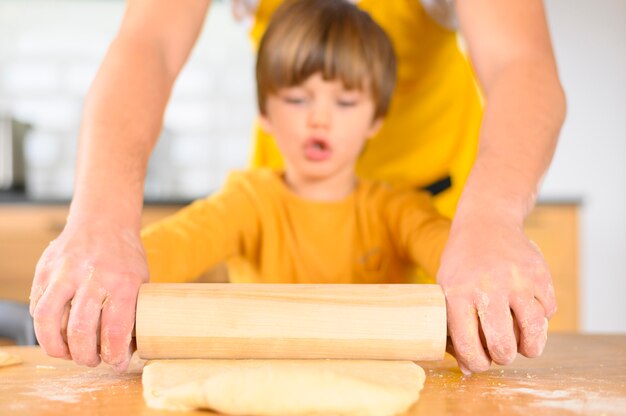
[143,359,425,416]
[0,350,22,368]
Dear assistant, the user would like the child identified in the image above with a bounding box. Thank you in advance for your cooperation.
[141,0,450,284]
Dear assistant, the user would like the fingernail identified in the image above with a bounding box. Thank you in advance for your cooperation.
[112,355,131,372]
[459,363,472,376]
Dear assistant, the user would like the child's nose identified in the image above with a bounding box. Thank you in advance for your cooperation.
[308,101,331,129]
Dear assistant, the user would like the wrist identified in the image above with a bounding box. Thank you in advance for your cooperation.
[453,160,537,230]
[454,192,527,229]
[68,186,144,234]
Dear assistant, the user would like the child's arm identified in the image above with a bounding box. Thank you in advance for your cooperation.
[385,191,451,279]
[141,173,260,283]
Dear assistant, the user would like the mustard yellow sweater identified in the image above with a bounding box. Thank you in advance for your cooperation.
[142,169,450,284]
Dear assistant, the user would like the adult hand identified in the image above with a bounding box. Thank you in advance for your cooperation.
[29,217,148,371]
[437,212,557,374]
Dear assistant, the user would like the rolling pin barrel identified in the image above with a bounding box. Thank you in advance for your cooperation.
[135,283,446,361]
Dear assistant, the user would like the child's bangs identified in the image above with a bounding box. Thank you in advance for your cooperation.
[257,0,396,117]
[267,15,372,93]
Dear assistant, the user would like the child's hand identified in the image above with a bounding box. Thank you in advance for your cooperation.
[437,214,557,374]
[29,218,148,371]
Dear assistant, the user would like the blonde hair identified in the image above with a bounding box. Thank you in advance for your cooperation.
[256,0,397,119]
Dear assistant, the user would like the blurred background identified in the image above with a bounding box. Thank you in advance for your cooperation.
[0,0,257,200]
[0,0,624,340]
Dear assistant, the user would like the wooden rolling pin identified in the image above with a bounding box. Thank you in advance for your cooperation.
[135,283,446,361]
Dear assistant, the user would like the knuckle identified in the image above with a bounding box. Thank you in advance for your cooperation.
[67,323,92,340]
[469,359,491,373]
[32,304,50,322]
[522,344,542,359]
[101,329,130,350]
[523,314,546,334]
[534,264,552,282]
[548,302,558,317]
[101,329,131,361]
[34,246,54,271]
[510,292,530,308]
[38,337,67,358]
[44,346,68,359]
[87,357,102,367]
[487,330,517,365]
[112,288,139,304]
[452,342,472,358]
[492,344,516,365]
[72,351,100,367]
[33,303,58,326]
[522,334,546,358]
[82,355,102,367]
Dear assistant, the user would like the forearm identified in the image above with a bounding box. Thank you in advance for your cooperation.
[31,0,211,370]
[455,60,566,227]
[441,0,563,373]
[70,36,175,233]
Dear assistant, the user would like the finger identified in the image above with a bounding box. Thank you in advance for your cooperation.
[112,342,136,373]
[445,336,456,357]
[100,288,139,370]
[29,280,47,318]
[476,292,517,365]
[510,295,548,358]
[66,286,106,367]
[29,244,55,316]
[447,297,491,374]
[33,279,75,359]
[61,302,70,344]
[528,241,558,318]
[535,275,558,319]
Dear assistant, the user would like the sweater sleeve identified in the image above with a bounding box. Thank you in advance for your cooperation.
[385,189,451,278]
[141,172,261,283]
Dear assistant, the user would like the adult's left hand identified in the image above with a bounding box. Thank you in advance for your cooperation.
[437,213,557,374]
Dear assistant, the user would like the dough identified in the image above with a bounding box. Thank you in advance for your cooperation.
[143,359,425,416]
[0,350,22,368]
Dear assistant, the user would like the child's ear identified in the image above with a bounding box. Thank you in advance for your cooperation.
[367,118,384,138]
[258,114,273,135]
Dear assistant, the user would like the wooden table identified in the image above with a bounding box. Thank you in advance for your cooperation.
[0,333,624,415]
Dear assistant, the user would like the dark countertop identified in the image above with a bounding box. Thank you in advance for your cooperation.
[0,189,583,207]
[0,189,193,206]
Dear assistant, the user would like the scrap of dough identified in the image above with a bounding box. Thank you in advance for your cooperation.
[143,359,425,416]
[0,350,22,368]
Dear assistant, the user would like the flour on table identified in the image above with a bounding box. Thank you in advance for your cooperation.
[0,350,22,368]
[143,359,425,416]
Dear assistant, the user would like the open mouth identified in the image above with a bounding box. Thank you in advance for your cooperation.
[304,137,332,161]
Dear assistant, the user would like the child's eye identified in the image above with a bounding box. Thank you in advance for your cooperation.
[336,92,362,107]
[337,99,357,107]
[283,96,308,105]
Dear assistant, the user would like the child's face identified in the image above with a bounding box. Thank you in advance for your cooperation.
[260,72,382,182]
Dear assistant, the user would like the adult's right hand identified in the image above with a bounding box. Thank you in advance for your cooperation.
[29,218,149,371]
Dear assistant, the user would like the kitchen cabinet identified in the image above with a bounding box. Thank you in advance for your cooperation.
[0,204,227,305]
[0,202,579,331]
[523,203,580,332]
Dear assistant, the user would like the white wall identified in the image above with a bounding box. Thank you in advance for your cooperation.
[0,0,256,200]
[542,0,626,332]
